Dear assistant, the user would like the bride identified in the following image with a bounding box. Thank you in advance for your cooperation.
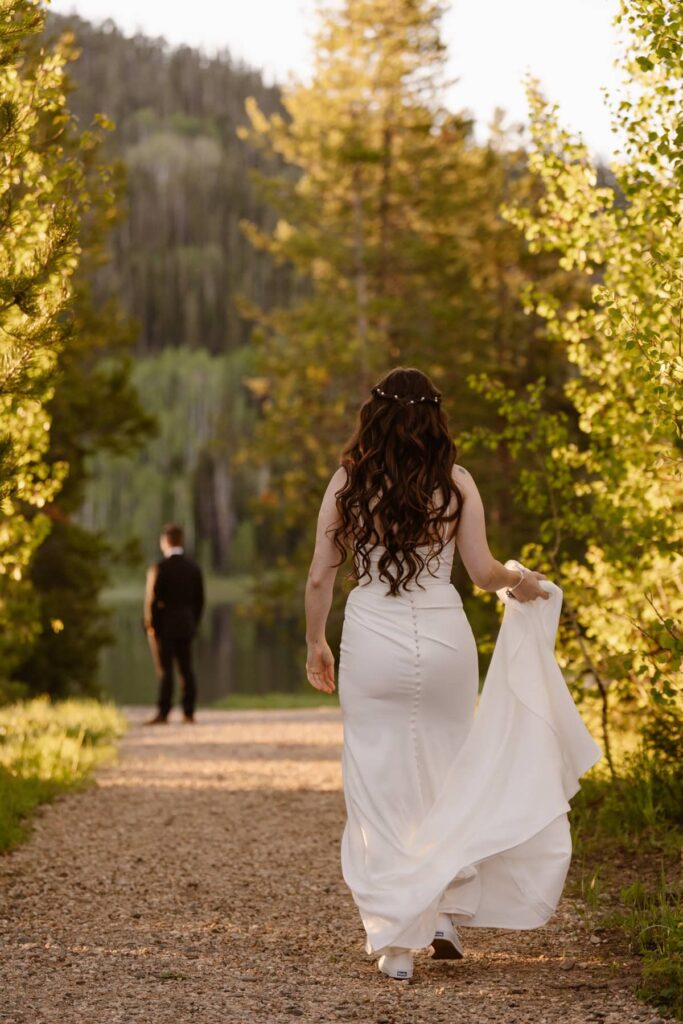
[304,365,598,980]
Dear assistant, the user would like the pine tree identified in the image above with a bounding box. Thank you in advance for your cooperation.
[14,154,153,698]
[0,3,151,697]
[0,0,83,689]
[238,0,576,597]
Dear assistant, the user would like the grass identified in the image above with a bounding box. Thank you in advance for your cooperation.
[101,573,254,605]
[212,690,339,710]
[620,877,683,1017]
[0,697,126,852]
[569,730,683,1020]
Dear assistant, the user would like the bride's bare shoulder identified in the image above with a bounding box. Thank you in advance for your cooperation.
[322,465,348,501]
[331,464,348,487]
[452,463,474,488]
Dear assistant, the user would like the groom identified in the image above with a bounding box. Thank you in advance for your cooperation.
[144,524,205,724]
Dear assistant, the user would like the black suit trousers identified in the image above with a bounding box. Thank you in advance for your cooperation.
[156,634,197,718]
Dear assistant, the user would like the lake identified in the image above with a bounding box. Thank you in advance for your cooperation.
[98,578,311,706]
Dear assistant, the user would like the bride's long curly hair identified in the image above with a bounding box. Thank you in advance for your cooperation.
[331,367,463,595]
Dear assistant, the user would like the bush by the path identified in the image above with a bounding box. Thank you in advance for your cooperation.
[570,711,683,1020]
[0,698,126,852]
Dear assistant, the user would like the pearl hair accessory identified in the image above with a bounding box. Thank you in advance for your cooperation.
[372,385,441,405]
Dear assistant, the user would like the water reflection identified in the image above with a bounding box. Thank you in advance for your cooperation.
[98,600,306,705]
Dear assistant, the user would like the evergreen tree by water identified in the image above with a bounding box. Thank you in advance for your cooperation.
[0,0,81,691]
[238,0,582,612]
[14,125,152,699]
[0,2,147,698]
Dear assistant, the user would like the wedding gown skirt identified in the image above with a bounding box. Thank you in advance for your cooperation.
[338,543,602,956]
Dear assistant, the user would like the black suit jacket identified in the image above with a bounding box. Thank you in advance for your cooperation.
[149,554,205,639]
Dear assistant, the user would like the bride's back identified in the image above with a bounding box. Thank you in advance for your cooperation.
[331,368,463,596]
[357,534,457,591]
[355,483,459,591]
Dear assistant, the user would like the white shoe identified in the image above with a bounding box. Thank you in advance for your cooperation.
[431,913,464,960]
[377,948,413,980]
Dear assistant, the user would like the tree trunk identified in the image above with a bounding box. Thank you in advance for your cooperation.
[351,164,370,395]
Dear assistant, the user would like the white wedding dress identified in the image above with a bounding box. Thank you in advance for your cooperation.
[338,537,602,956]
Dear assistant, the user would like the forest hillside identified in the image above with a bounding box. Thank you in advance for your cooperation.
[46,13,294,573]
[45,12,571,583]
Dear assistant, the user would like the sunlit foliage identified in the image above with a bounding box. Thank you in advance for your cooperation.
[0,0,82,680]
[474,0,682,764]
[0,2,147,696]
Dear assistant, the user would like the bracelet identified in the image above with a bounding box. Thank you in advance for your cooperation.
[505,569,526,600]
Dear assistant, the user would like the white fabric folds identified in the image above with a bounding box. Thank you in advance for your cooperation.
[339,556,602,956]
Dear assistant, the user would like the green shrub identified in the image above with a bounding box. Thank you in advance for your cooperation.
[571,718,683,1020]
[0,697,126,851]
[621,877,683,1019]
[640,956,683,1020]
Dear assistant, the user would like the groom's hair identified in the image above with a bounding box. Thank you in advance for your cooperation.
[161,523,184,547]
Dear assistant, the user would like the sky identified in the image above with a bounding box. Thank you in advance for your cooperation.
[48,0,623,159]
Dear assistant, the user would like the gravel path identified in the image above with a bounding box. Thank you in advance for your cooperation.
[0,707,664,1024]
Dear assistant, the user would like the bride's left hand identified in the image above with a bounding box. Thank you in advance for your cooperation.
[306,640,336,693]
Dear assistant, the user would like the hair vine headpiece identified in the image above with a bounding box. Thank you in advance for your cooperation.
[372,385,441,406]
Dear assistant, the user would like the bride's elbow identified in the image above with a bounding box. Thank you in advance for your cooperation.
[307,564,333,590]
[469,564,497,592]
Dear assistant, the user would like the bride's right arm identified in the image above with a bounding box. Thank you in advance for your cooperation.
[452,465,549,602]
[304,466,347,691]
